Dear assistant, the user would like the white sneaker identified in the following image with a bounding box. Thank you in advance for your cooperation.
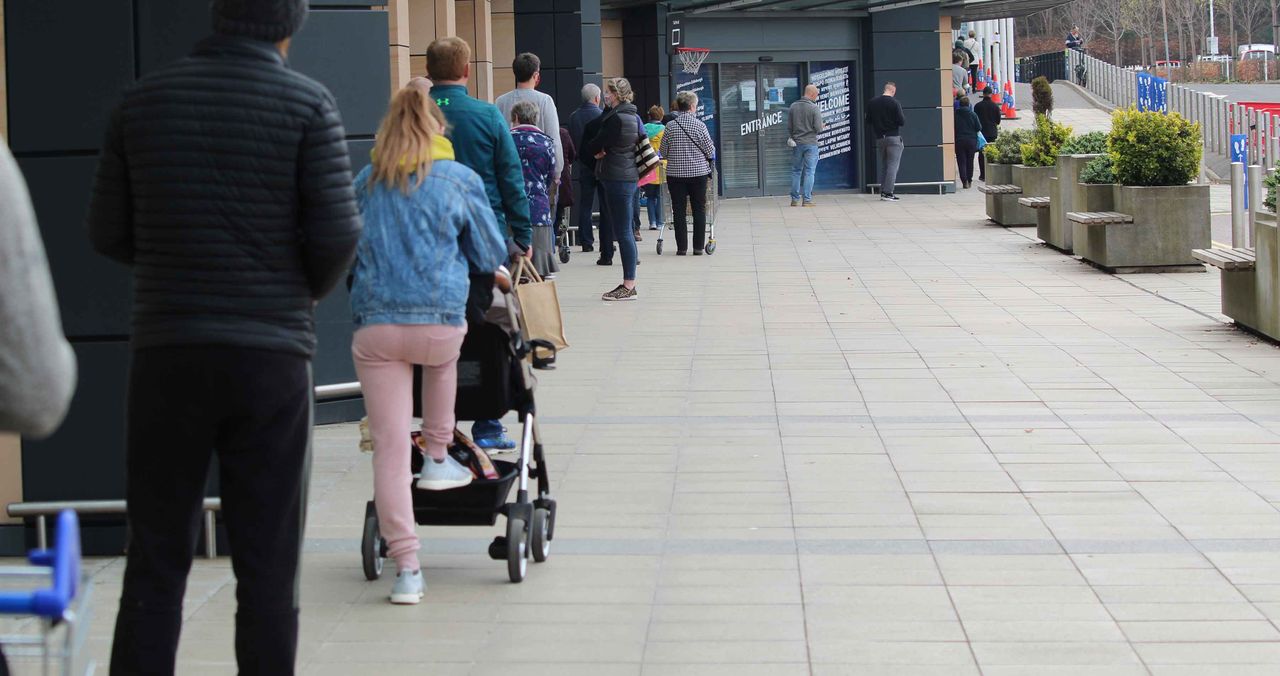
[415,455,474,491]
[390,569,425,605]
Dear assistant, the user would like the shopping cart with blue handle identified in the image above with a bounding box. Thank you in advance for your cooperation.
[0,510,93,676]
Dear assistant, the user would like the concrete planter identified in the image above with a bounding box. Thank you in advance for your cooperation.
[1222,210,1278,339]
[987,162,1014,185]
[1075,184,1211,273]
[1042,154,1102,253]
[1012,164,1055,198]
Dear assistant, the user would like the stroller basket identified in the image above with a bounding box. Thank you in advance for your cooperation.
[410,460,520,526]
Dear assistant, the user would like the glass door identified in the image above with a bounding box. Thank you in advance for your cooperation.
[717,63,803,198]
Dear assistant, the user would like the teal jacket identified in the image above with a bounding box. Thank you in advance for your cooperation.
[430,84,532,248]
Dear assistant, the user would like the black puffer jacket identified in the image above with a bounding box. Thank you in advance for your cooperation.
[87,35,361,357]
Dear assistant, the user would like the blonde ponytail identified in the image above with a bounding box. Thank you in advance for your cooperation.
[370,87,442,193]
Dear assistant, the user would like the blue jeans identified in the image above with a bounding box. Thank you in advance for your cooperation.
[643,184,662,227]
[790,143,819,203]
[601,179,639,282]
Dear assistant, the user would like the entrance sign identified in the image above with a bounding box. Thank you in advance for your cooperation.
[810,61,856,189]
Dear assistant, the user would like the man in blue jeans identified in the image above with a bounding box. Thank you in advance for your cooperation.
[788,84,824,207]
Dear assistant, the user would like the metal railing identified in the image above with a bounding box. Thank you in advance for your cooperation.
[5,381,363,558]
[1016,51,1066,83]
[1065,49,1280,172]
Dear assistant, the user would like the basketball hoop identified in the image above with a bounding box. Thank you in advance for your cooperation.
[677,47,711,74]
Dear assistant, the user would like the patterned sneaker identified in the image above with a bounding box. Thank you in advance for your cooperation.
[602,285,638,301]
[415,455,474,491]
[803,201,816,208]
[790,199,800,207]
[390,569,425,605]
[882,194,901,202]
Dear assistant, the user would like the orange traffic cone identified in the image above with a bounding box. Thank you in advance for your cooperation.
[974,60,985,91]
[1002,80,1016,118]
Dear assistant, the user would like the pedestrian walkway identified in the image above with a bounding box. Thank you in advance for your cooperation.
[15,188,1280,674]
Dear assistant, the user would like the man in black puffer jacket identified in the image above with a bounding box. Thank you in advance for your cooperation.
[86,1,360,674]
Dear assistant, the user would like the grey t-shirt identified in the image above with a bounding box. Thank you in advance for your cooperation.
[788,98,825,146]
[0,144,76,438]
[952,64,969,93]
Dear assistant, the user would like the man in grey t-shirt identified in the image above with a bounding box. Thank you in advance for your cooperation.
[495,52,564,177]
[788,84,825,207]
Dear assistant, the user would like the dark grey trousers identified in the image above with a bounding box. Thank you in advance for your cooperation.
[876,135,904,196]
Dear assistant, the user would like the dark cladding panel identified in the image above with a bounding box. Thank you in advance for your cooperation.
[555,70,587,118]
[871,32,941,71]
[348,138,374,176]
[514,12,557,68]
[314,284,358,386]
[5,0,135,154]
[901,107,944,147]
[894,145,946,184]
[18,156,133,338]
[290,10,390,137]
[580,23,603,73]
[22,342,131,502]
[872,3,940,33]
[515,0,556,12]
[554,12,584,67]
[136,0,210,76]
[874,69,943,109]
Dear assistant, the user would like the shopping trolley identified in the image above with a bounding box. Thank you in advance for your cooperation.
[0,510,92,676]
[655,166,720,256]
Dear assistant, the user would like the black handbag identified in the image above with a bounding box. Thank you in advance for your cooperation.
[634,115,661,177]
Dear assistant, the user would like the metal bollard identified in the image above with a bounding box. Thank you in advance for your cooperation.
[1249,164,1263,249]
[1232,162,1247,247]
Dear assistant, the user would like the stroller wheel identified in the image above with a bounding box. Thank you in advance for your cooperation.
[532,508,551,563]
[506,516,529,582]
[656,240,664,256]
[559,246,571,264]
[361,506,384,581]
[705,241,717,255]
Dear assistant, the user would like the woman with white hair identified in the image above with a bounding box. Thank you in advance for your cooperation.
[660,90,716,256]
[509,100,559,277]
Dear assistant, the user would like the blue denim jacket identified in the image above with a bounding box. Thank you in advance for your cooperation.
[350,160,508,327]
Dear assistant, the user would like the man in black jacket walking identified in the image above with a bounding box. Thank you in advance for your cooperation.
[974,89,1002,182]
[866,82,906,201]
[87,2,361,673]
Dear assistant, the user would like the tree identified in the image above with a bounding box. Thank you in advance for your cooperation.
[1095,0,1136,63]
[1063,0,1102,46]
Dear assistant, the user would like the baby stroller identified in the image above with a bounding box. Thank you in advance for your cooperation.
[360,285,559,583]
[655,167,720,256]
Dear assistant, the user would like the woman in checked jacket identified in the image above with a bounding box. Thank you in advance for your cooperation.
[659,90,716,256]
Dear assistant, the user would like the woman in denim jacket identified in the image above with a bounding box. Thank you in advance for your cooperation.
[350,85,508,605]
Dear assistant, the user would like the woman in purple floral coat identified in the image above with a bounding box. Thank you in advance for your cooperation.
[509,101,559,277]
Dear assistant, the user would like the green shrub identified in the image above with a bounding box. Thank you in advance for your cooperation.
[1079,155,1116,184]
[1031,76,1054,117]
[1265,168,1280,212]
[1020,114,1073,167]
[984,128,1032,165]
[1059,131,1108,156]
[1108,108,1202,186]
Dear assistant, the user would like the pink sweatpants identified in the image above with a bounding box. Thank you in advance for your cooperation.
[352,323,467,572]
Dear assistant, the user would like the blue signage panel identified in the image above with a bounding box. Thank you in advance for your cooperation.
[1136,72,1168,113]
[809,61,857,190]
[675,64,720,174]
[1232,133,1249,200]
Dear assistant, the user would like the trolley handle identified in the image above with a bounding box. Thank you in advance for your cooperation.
[0,510,80,619]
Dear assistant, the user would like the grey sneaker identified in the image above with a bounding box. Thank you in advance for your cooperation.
[390,569,424,605]
[602,285,638,301]
[790,199,800,207]
[415,455,473,491]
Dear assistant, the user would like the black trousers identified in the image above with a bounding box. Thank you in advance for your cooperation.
[110,346,312,676]
[955,138,978,184]
[668,175,708,253]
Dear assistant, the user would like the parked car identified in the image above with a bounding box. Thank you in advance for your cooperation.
[1197,54,1232,63]
[1242,49,1275,62]
[1155,59,1183,68]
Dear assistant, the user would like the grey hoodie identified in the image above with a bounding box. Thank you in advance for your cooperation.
[0,144,76,438]
[788,97,825,146]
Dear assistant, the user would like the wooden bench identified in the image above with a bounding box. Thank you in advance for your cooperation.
[1192,247,1257,271]
[1018,196,1051,209]
[979,184,1022,195]
[1066,211,1135,226]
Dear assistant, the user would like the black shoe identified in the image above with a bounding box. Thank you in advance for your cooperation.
[582,244,594,253]
[596,258,612,266]
[693,249,704,256]
[677,250,688,256]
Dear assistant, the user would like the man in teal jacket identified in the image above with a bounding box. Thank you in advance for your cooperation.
[427,37,530,451]
[427,37,532,250]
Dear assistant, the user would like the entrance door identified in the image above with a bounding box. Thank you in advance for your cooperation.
[718,62,804,198]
